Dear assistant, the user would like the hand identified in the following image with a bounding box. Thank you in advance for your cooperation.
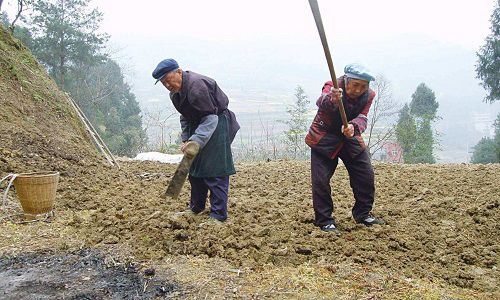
[341,124,355,138]
[329,87,343,104]
[181,141,200,157]
[180,141,188,153]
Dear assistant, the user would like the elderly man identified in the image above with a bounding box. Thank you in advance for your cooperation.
[305,63,385,234]
[152,58,239,223]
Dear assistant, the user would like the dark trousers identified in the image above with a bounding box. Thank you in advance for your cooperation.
[311,147,375,226]
[188,176,229,221]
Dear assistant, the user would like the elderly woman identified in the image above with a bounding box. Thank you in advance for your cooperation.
[305,63,385,234]
[153,58,239,223]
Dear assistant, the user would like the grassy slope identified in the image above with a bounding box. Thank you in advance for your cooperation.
[0,24,101,174]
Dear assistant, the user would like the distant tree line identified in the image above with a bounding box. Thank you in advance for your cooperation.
[471,115,499,163]
[396,1,499,164]
[1,0,146,157]
[472,1,499,163]
[396,83,439,163]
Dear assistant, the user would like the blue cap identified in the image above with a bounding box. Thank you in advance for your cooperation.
[152,58,179,84]
[344,63,375,82]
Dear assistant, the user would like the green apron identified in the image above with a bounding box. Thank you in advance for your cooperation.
[189,114,236,178]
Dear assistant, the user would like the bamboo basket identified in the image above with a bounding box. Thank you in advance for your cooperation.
[13,171,59,215]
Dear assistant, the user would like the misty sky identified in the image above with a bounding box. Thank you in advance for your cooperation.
[3,0,496,96]
[88,0,499,114]
[91,0,493,50]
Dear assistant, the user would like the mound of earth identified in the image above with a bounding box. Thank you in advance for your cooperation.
[0,25,102,174]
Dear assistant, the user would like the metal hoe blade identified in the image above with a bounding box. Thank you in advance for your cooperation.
[165,142,200,199]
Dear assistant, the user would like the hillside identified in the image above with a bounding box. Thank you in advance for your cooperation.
[0,25,101,174]
[0,24,498,299]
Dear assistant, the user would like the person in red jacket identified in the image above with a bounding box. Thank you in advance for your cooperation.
[305,63,385,234]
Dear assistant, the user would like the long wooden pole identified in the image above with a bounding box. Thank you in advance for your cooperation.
[67,97,120,168]
[308,0,349,128]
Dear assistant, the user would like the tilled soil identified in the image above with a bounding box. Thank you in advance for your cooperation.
[4,160,494,297]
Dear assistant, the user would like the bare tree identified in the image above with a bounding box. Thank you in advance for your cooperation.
[9,0,31,32]
[142,106,178,152]
[233,115,289,162]
[82,65,118,105]
[366,75,401,160]
[258,111,280,160]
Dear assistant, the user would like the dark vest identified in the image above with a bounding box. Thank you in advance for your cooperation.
[305,77,370,159]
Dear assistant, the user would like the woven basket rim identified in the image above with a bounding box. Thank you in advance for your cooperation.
[16,171,60,178]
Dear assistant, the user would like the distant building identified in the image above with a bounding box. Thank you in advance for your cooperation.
[373,141,403,163]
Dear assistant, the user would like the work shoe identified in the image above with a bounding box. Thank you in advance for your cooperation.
[320,223,340,235]
[198,217,224,228]
[358,214,386,226]
[174,209,196,216]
